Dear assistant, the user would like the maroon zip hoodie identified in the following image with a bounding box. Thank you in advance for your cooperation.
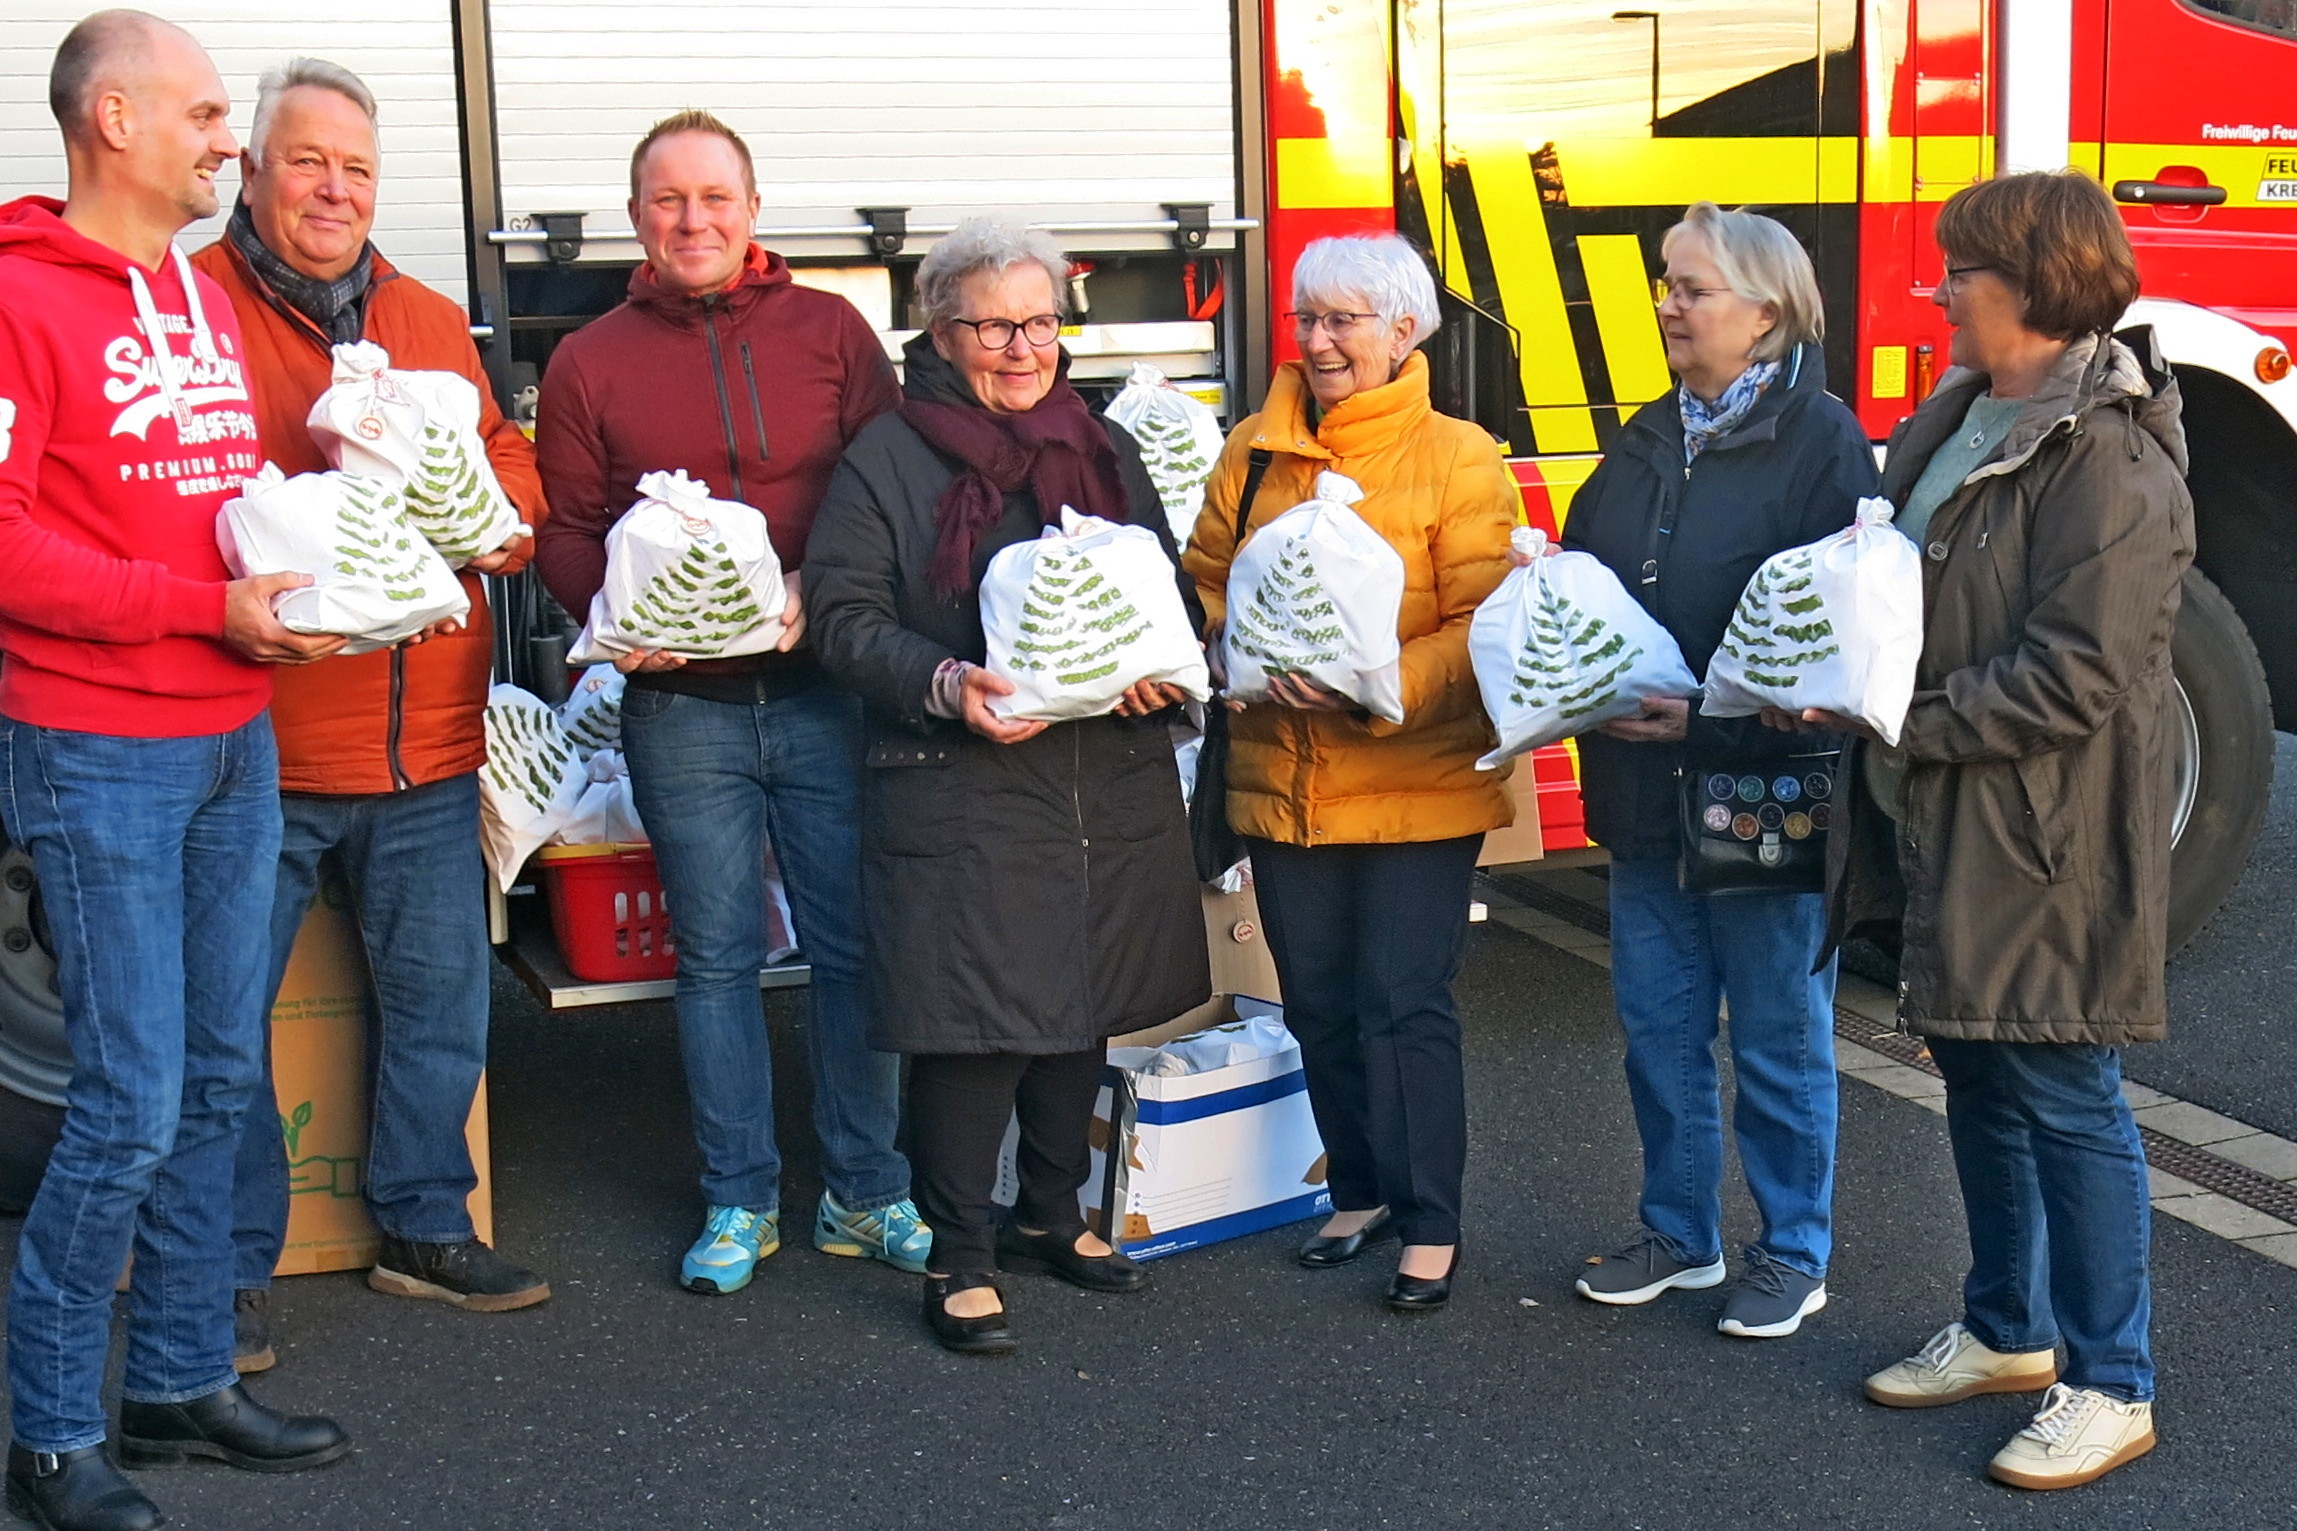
[0,196,266,737]
[534,244,898,700]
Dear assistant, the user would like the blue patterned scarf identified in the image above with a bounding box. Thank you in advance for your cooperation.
[1678,359,1782,465]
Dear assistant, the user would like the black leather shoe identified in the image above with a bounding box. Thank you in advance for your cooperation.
[1297,1208,1396,1268]
[996,1225,1151,1293]
[1385,1248,1461,1313]
[5,1444,163,1531]
[923,1275,1017,1356]
[117,1384,348,1473]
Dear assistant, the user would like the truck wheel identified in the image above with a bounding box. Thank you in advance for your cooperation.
[0,831,72,1212]
[2166,567,2274,953]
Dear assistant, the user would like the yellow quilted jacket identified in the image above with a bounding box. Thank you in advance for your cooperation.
[1182,354,1518,847]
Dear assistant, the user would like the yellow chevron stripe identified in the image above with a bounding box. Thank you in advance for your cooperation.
[1460,140,1596,453]
[1578,234,1671,411]
[1543,137,1853,209]
[1541,456,1602,534]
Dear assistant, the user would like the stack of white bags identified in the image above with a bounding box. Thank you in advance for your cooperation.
[979,507,1210,721]
[1468,526,1696,768]
[1701,497,1924,745]
[477,684,588,893]
[1103,362,1226,550]
[1222,471,1406,724]
[570,470,787,665]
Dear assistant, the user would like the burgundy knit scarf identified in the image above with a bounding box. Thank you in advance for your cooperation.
[899,337,1128,597]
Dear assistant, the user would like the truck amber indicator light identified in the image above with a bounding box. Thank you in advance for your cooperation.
[1914,344,1936,401]
[2258,348,2292,385]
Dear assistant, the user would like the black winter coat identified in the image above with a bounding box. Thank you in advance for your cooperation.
[803,357,1212,1054]
[1560,344,1880,860]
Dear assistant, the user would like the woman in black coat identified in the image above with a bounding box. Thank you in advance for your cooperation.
[805,219,1210,1356]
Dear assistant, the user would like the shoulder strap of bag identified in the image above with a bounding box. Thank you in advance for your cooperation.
[1634,436,1684,616]
[1235,448,1273,547]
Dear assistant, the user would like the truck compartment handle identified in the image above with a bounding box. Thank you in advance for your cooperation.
[2112,180,2228,207]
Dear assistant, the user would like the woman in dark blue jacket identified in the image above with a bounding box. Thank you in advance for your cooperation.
[1559,203,1879,1338]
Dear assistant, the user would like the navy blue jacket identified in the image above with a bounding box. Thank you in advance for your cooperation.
[1560,343,1880,860]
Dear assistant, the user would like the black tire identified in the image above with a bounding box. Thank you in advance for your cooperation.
[0,1085,63,1214]
[2166,566,2275,953]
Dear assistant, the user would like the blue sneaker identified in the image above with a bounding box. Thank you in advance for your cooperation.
[814,1192,933,1274]
[682,1205,779,1295]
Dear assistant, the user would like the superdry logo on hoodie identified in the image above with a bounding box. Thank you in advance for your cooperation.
[0,195,271,738]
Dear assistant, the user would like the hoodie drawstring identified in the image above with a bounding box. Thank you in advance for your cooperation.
[125,245,221,432]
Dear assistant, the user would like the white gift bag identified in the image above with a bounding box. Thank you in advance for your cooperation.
[306,341,528,566]
[479,684,588,892]
[559,664,627,754]
[1469,527,1697,768]
[1221,471,1406,724]
[979,507,1212,722]
[216,464,469,655]
[569,470,787,664]
[554,748,647,846]
[1701,496,1925,746]
[1103,362,1226,548]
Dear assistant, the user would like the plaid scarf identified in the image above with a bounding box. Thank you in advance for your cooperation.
[1678,359,1781,465]
[227,199,374,346]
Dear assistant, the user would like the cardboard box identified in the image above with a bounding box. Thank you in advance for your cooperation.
[1478,769,1545,867]
[267,886,494,1276]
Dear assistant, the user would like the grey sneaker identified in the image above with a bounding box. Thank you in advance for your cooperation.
[1575,1229,1727,1305]
[1717,1248,1828,1338]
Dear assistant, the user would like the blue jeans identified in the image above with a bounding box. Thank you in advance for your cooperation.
[231,773,492,1288]
[0,716,279,1452]
[1606,858,1839,1278]
[619,682,907,1214]
[1928,1039,2155,1402]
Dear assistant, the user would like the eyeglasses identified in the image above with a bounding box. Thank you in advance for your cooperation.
[1286,309,1380,339]
[1656,280,1732,309]
[949,313,1061,349]
[1938,265,1991,291]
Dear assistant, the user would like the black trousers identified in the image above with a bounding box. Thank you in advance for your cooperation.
[1248,833,1482,1247]
[906,1048,1105,1274]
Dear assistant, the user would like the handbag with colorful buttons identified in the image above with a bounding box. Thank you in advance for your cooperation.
[1676,751,1840,895]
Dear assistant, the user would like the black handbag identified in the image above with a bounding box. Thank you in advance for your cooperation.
[1623,457,1839,895]
[1677,752,1839,895]
[1188,447,1272,882]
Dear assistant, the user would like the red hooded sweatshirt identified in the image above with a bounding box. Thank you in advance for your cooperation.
[0,197,266,737]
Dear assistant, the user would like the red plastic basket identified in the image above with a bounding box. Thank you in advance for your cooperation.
[538,843,677,982]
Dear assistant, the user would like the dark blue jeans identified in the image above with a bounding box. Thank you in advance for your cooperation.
[1605,858,1839,1278]
[0,715,279,1452]
[1929,1038,2156,1402]
[232,773,492,1287]
[619,682,907,1214]
[1247,834,1483,1248]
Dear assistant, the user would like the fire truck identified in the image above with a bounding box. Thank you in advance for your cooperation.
[0,0,2287,1182]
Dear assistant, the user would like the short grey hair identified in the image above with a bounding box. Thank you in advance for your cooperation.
[1662,203,1823,362]
[249,57,378,163]
[49,10,178,144]
[1289,235,1442,347]
[914,218,1071,327]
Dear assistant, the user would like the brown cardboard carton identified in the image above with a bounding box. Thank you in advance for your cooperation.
[1477,770,1545,867]
[267,887,493,1277]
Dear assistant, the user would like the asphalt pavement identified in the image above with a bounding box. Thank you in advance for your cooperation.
[7,848,2297,1530]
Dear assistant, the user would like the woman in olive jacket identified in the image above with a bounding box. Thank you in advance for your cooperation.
[806,221,1210,1357]
[1811,173,2191,1492]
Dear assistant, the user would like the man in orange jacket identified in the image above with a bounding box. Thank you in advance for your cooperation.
[192,57,550,1371]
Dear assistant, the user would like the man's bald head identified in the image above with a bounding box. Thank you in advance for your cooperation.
[49,10,192,145]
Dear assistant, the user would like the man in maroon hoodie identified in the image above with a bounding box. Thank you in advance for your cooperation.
[535,112,927,1296]
[0,13,349,1528]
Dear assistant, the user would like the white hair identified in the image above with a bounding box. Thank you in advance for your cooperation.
[248,57,378,163]
[1289,235,1442,347]
[1661,203,1824,363]
[914,218,1071,326]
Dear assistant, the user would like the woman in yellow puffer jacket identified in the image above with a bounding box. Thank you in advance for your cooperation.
[1183,234,1518,1313]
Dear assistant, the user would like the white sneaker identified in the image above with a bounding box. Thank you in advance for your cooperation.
[1863,1322,2059,1408]
[1988,1384,2157,1490]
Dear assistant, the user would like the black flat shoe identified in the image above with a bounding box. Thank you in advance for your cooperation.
[117,1384,348,1473]
[1297,1208,1396,1268]
[923,1275,1017,1356]
[996,1225,1150,1293]
[1385,1248,1461,1313]
[5,1444,164,1531]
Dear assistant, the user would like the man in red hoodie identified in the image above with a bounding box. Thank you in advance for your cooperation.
[535,112,927,1297]
[0,13,349,1528]
[194,56,551,1374]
